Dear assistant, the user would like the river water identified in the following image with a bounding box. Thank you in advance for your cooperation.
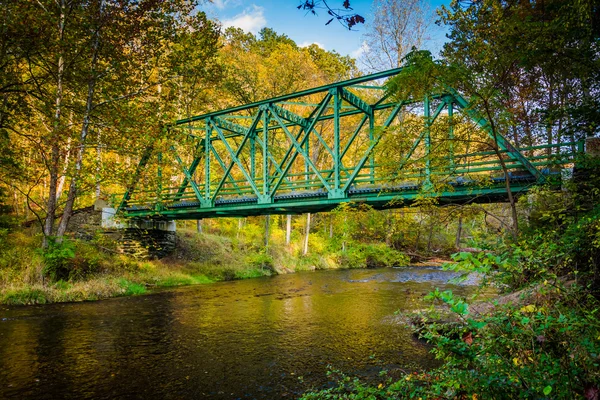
[0,267,479,399]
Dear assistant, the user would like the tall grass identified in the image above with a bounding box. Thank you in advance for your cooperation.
[0,219,410,305]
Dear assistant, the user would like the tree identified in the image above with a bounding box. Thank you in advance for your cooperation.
[362,0,430,71]
[439,0,600,145]
[0,0,220,245]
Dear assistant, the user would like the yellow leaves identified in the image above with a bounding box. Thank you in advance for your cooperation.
[513,357,520,366]
[520,304,537,313]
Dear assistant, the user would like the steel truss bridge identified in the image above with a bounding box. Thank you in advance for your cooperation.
[117,67,582,220]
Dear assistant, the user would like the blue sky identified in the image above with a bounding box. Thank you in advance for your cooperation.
[204,1,451,60]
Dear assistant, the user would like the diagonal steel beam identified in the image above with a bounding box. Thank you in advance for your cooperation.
[174,140,204,201]
[213,115,292,186]
[171,145,204,203]
[209,141,242,192]
[269,105,332,193]
[340,114,369,160]
[117,143,155,213]
[271,104,334,158]
[270,94,332,195]
[341,88,372,114]
[448,89,544,182]
[209,112,263,201]
[395,101,447,174]
[342,102,405,191]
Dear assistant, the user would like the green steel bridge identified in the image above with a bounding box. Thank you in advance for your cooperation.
[117,67,583,220]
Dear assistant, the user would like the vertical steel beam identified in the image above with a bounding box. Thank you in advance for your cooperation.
[424,96,432,187]
[448,99,455,169]
[261,106,270,202]
[204,120,211,206]
[305,129,310,188]
[330,87,344,198]
[369,109,375,184]
[250,135,256,180]
[157,151,163,201]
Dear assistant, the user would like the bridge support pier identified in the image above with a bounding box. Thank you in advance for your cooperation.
[102,207,177,259]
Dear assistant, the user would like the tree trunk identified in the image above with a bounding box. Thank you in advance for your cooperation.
[303,213,311,255]
[196,220,203,233]
[455,216,463,250]
[43,0,66,247]
[56,3,102,240]
[483,99,519,237]
[286,214,291,245]
[56,136,72,200]
[546,80,554,156]
[426,220,434,253]
[95,129,102,198]
[264,215,270,250]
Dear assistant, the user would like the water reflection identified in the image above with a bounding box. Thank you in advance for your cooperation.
[0,267,479,399]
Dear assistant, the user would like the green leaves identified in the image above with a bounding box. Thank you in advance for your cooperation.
[425,288,470,316]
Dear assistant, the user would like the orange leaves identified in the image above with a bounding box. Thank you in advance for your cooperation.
[462,331,474,345]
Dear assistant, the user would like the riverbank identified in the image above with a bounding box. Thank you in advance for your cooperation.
[0,228,412,305]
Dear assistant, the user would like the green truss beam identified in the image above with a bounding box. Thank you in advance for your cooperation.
[117,68,581,220]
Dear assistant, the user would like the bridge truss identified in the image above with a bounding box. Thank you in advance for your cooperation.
[117,67,581,220]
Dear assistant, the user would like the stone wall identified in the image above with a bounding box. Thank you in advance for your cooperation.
[117,228,177,259]
[67,207,177,259]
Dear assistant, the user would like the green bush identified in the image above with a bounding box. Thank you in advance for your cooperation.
[302,284,600,399]
[39,238,104,282]
[40,238,76,282]
[338,242,409,269]
[245,251,274,270]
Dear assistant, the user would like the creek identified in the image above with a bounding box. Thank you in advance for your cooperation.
[0,267,480,399]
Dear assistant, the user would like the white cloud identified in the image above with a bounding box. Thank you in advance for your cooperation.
[299,41,326,49]
[350,41,369,59]
[222,5,266,35]
[210,0,241,10]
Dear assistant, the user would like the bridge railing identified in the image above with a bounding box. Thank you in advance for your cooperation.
[121,141,581,212]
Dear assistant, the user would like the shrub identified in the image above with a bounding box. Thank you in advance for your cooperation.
[338,242,409,269]
[40,238,76,282]
[245,251,274,270]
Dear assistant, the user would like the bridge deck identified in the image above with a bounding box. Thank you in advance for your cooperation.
[123,171,563,220]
